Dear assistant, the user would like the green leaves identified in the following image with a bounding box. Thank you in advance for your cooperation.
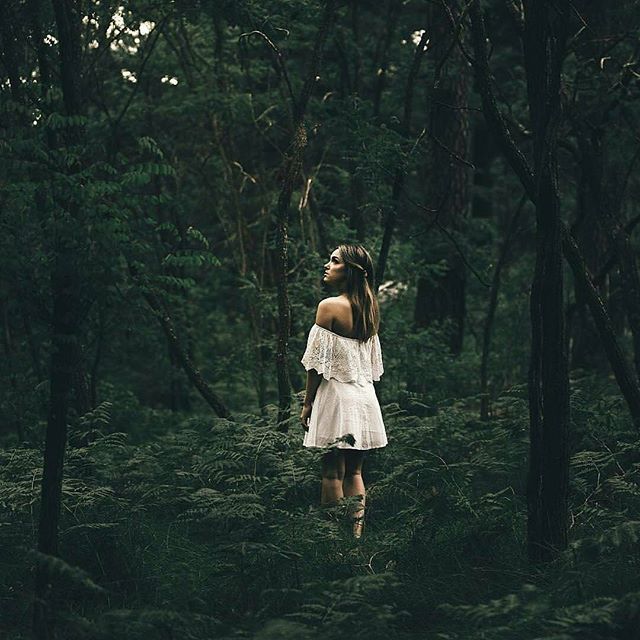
[30,550,108,595]
[162,251,220,269]
[2,388,640,638]
[121,162,176,187]
[43,113,90,131]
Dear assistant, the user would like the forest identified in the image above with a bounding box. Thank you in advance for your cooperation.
[1,0,640,638]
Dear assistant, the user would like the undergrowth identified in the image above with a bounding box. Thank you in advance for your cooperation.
[1,375,639,639]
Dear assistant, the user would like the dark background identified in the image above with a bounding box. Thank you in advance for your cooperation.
[1,1,639,638]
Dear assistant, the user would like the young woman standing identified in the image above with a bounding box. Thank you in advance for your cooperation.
[299,244,387,538]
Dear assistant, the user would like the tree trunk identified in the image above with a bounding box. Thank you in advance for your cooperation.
[376,30,428,289]
[273,0,337,427]
[522,0,571,563]
[1,298,24,441]
[138,281,230,418]
[471,118,496,219]
[480,195,526,420]
[275,122,306,426]
[527,170,569,561]
[371,0,402,118]
[22,305,44,384]
[34,1,84,636]
[469,0,572,561]
[599,170,640,381]
[562,229,640,427]
[413,0,470,356]
[469,0,640,435]
[89,308,104,409]
[568,133,609,372]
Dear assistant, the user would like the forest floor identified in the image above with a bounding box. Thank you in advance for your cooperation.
[1,376,639,639]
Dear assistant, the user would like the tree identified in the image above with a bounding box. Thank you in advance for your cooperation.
[470,0,571,561]
[470,0,640,561]
[34,1,86,636]
[254,0,338,426]
[413,0,472,357]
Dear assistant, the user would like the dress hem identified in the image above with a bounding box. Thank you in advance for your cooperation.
[302,442,388,451]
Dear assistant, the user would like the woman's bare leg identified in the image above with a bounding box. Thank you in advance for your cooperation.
[321,449,345,505]
[343,450,365,537]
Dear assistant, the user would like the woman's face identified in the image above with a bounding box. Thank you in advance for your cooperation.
[323,248,346,287]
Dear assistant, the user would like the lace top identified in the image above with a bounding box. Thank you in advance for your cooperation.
[301,323,384,383]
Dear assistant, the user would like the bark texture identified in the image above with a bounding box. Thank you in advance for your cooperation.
[34,1,83,637]
[414,0,471,357]
[521,0,571,563]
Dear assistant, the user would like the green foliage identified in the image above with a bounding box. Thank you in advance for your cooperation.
[2,1,640,639]
[1,374,639,638]
[31,550,108,595]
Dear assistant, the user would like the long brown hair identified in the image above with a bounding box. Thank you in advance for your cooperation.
[337,244,380,342]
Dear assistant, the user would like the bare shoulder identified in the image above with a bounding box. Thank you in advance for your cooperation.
[315,297,345,330]
[318,296,348,310]
[318,296,351,312]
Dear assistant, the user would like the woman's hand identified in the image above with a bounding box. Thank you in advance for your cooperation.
[300,403,312,431]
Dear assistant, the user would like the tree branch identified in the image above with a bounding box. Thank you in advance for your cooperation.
[468,0,535,198]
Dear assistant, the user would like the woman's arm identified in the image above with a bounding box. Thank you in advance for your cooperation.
[300,369,323,430]
[300,299,336,429]
[303,369,323,407]
[304,296,337,405]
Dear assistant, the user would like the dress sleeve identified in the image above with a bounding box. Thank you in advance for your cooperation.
[301,324,337,380]
[370,333,384,381]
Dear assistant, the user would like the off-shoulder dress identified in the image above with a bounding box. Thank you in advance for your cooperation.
[300,323,388,450]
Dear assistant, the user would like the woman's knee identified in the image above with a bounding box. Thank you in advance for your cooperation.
[344,467,362,480]
[322,450,345,481]
[322,468,345,482]
[344,450,365,477]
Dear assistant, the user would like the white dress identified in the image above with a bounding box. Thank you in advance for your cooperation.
[301,323,388,450]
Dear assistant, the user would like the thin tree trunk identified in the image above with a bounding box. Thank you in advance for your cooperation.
[376,30,429,289]
[413,0,471,356]
[275,122,307,427]
[34,1,84,634]
[562,231,640,426]
[343,1,365,240]
[471,118,497,219]
[569,133,608,372]
[71,346,92,415]
[22,305,44,383]
[273,0,337,427]
[480,195,526,420]
[89,308,104,409]
[599,177,640,381]
[1,298,24,441]
[138,281,231,419]
[590,213,640,289]
[371,0,402,118]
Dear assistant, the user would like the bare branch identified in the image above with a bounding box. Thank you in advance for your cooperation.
[429,131,477,169]
[238,30,297,113]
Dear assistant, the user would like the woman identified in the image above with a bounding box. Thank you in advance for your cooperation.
[299,244,387,538]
